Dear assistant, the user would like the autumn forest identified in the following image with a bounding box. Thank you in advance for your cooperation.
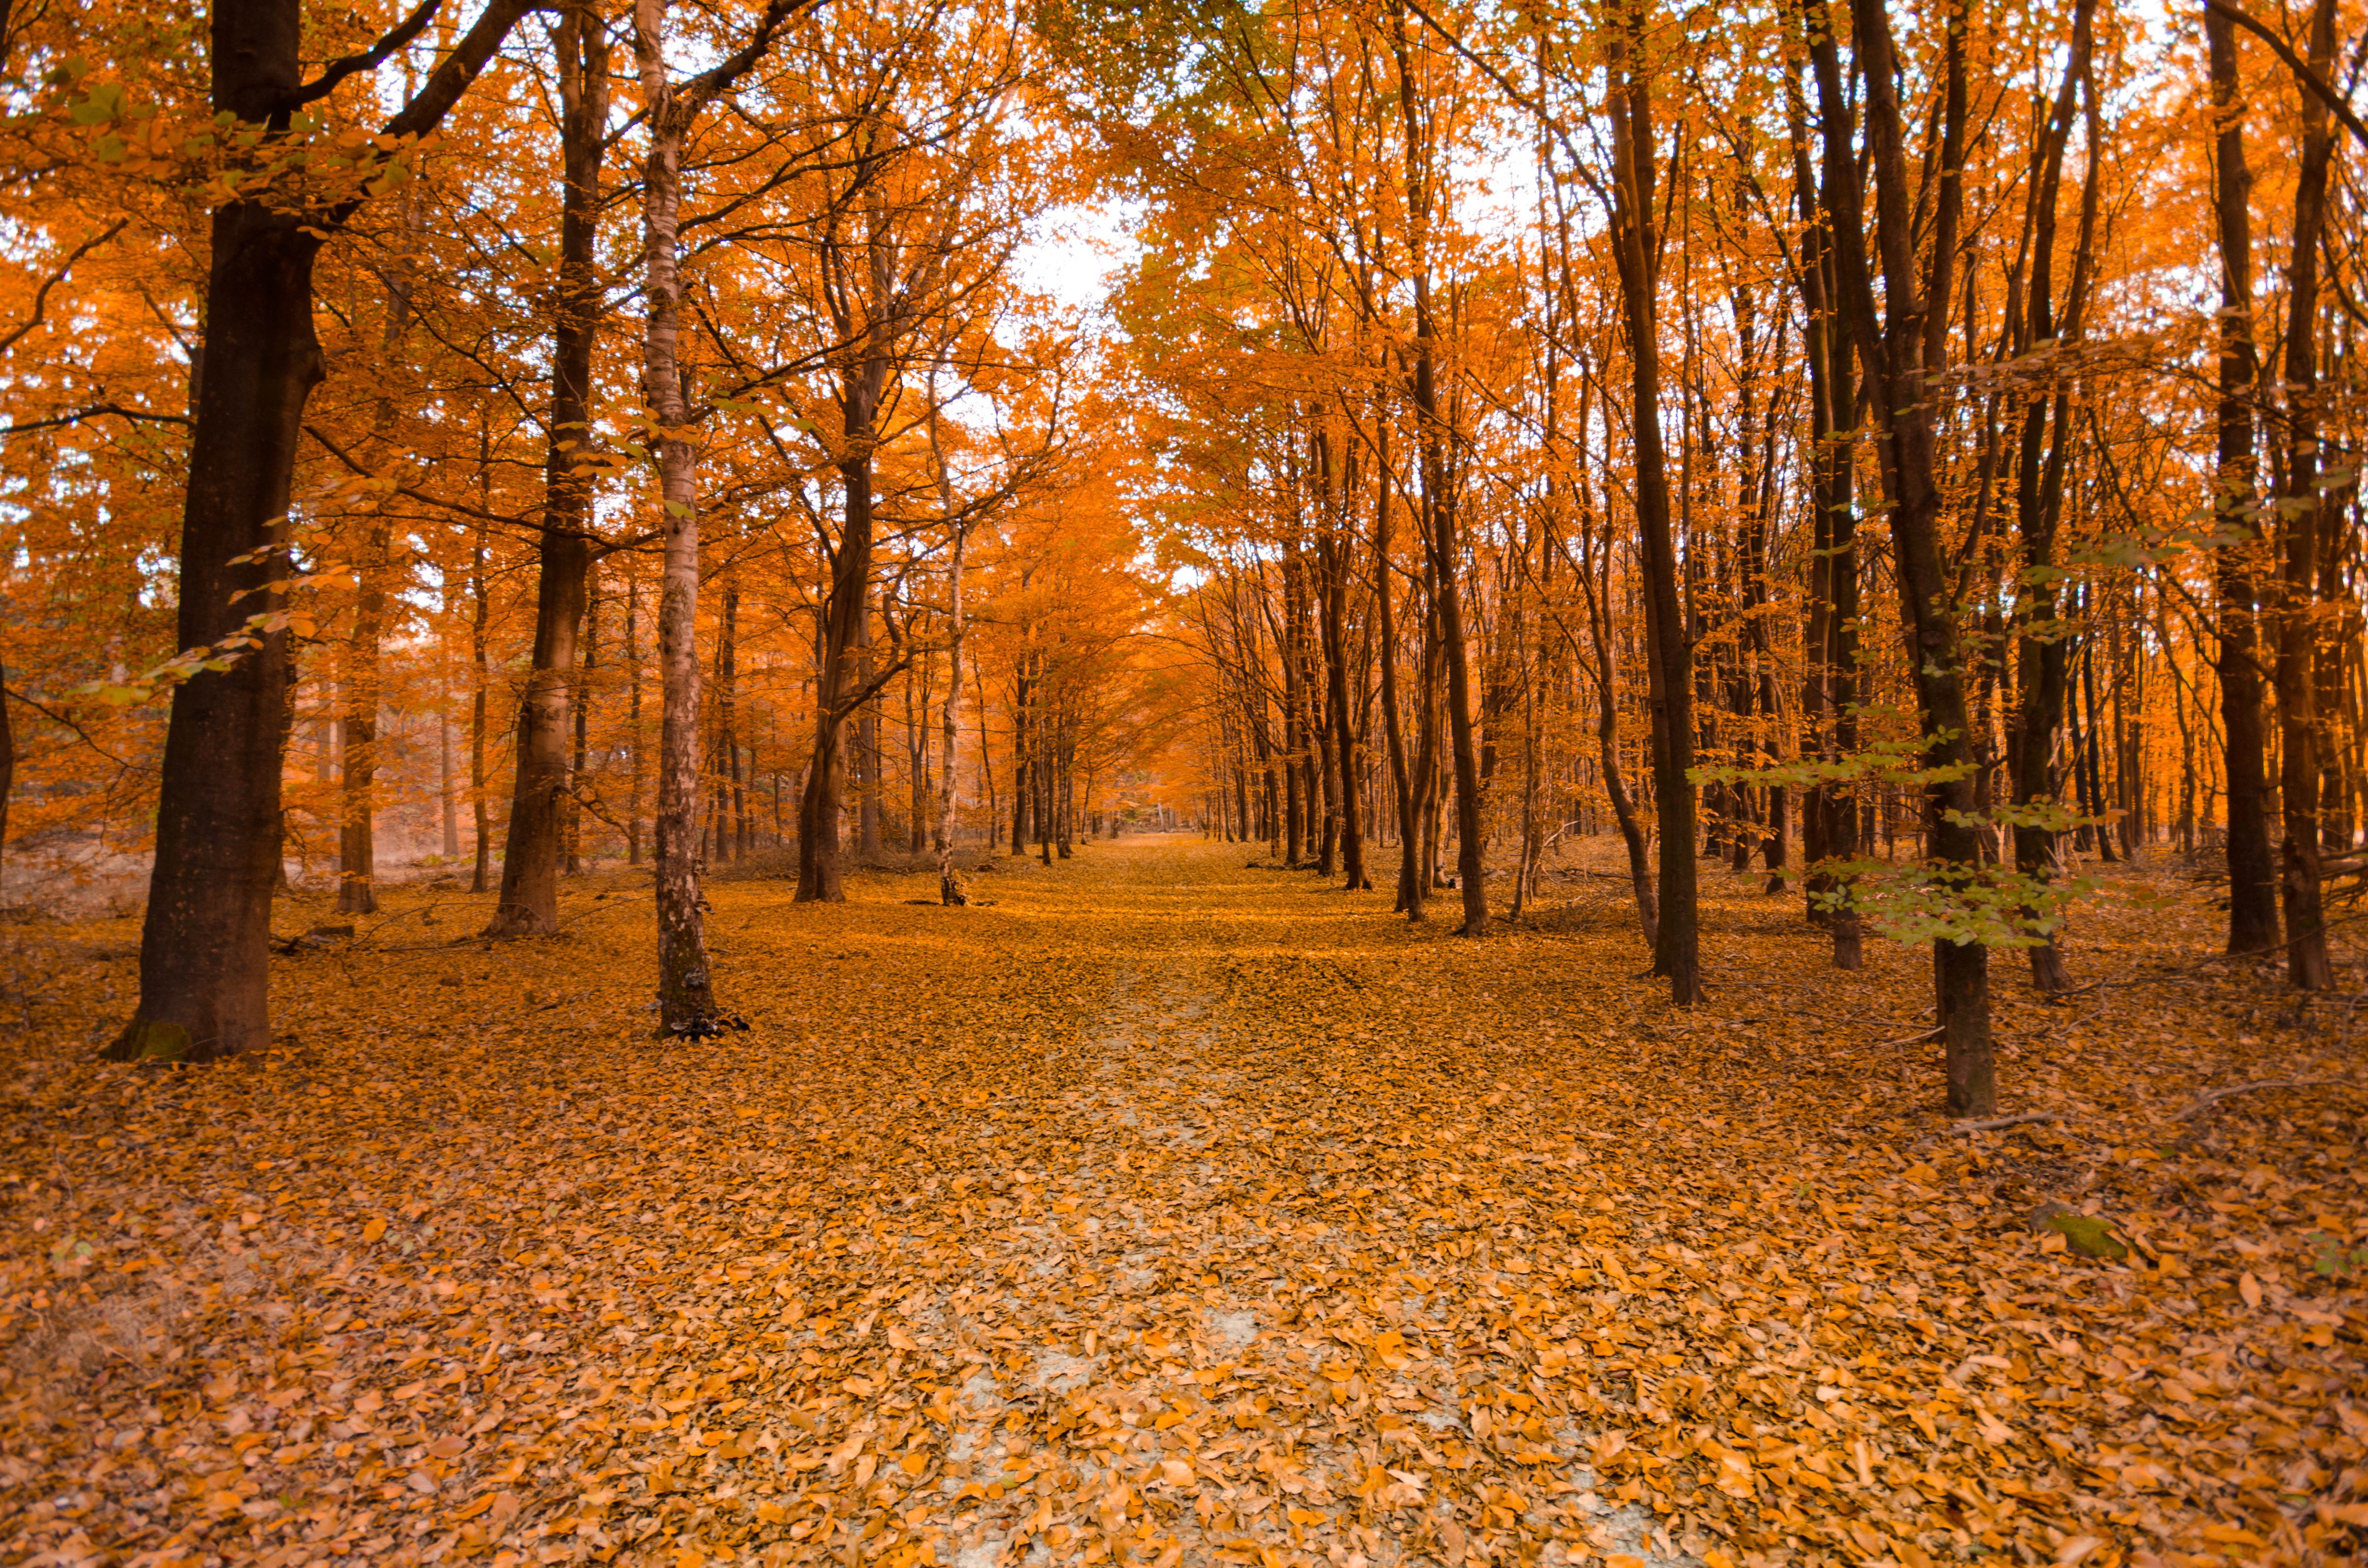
[1,0,2365,1564]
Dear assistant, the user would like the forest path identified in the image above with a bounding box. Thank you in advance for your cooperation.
[5,836,2362,1568]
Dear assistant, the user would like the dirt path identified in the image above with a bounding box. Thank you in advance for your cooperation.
[2,837,2362,1568]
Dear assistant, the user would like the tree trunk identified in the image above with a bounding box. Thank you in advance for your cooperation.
[470,523,492,893]
[2272,0,2339,990]
[336,518,386,916]
[106,98,324,1059]
[637,11,723,1034]
[105,0,543,1061]
[1318,434,1369,890]
[1818,0,1995,1112]
[2003,0,2095,989]
[931,397,970,904]
[1375,425,1421,912]
[491,1,605,934]
[626,572,645,865]
[570,565,600,871]
[0,652,13,902]
[2197,0,2273,952]
[1606,23,1696,996]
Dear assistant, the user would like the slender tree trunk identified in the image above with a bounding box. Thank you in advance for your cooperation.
[637,4,722,1033]
[626,572,645,865]
[570,566,600,871]
[798,391,885,901]
[1574,414,1658,949]
[470,525,492,893]
[1818,0,1995,1112]
[2197,0,2273,952]
[1316,433,1369,890]
[2006,0,2095,990]
[1606,23,1696,996]
[1375,426,1421,912]
[2272,0,2339,990]
[1787,47,1861,968]
[927,377,971,902]
[337,519,387,916]
[0,652,13,901]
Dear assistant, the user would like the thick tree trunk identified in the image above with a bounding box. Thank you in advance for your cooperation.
[103,0,550,1061]
[491,3,604,934]
[105,196,322,1059]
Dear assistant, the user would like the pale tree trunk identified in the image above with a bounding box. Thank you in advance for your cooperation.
[630,0,809,1028]
[638,0,716,1033]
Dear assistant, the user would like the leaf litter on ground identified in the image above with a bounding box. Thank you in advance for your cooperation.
[1,837,2364,1568]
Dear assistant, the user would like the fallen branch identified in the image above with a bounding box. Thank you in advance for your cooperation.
[1876,1025,1945,1048]
[2173,1079,2333,1120]
[1952,1110,2064,1134]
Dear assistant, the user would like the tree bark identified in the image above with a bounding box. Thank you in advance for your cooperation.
[2005,0,2096,991]
[491,0,606,934]
[1817,0,1996,1112]
[1317,431,1369,890]
[637,0,721,1032]
[932,458,970,904]
[1605,19,1697,997]
[2207,0,2282,952]
[2271,0,2338,990]
[106,12,328,1061]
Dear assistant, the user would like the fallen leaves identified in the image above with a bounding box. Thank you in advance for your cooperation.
[0,838,2363,1568]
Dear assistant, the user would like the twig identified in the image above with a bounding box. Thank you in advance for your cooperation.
[1876,1025,1945,1048]
[1952,1110,2064,1134]
[2173,1078,2334,1120]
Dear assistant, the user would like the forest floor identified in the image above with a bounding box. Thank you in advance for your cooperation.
[2,835,2364,1568]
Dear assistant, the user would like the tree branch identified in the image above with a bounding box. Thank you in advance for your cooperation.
[0,402,191,437]
[283,0,449,112]
[0,219,128,359]
[2207,0,2368,149]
